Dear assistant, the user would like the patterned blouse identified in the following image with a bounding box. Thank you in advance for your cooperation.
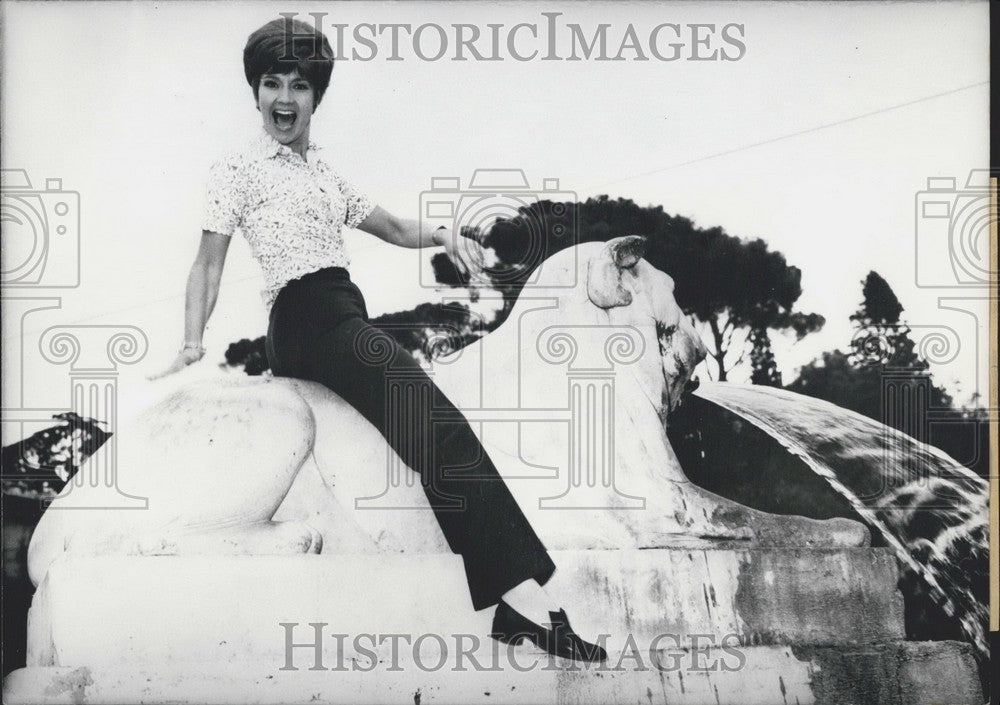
[203,130,377,310]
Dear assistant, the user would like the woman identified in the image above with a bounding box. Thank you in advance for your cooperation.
[155,18,605,663]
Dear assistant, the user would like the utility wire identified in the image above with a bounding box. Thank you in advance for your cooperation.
[586,80,988,191]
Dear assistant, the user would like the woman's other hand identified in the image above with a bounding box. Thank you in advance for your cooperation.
[147,345,206,381]
[149,231,229,381]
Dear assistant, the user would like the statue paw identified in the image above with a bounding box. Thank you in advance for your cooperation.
[708,505,870,548]
[667,486,871,548]
[298,522,324,554]
[239,519,323,554]
[130,534,180,556]
[128,520,324,556]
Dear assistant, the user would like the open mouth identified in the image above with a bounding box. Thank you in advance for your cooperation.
[272,110,297,130]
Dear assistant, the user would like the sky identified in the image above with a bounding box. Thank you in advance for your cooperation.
[1,1,990,441]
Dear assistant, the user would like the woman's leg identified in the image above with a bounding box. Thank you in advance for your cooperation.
[278,313,555,611]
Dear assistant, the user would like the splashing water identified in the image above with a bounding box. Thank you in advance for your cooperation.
[693,382,990,658]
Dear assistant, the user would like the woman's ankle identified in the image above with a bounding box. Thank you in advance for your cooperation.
[500,579,554,626]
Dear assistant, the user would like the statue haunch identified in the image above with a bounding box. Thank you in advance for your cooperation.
[28,236,868,586]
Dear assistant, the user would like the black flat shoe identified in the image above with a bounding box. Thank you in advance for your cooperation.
[490,601,607,663]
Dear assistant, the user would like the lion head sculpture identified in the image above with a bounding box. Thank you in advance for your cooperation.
[585,235,707,420]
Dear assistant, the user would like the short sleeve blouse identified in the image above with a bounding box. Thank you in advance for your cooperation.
[203,130,376,309]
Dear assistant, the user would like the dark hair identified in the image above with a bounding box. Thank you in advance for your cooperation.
[243,18,334,109]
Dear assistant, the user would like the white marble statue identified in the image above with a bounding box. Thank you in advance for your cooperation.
[27,236,867,586]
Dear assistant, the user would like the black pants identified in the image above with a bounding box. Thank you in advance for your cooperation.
[266,267,556,610]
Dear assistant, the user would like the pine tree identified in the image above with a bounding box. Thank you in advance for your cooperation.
[748,327,782,387]
[849,271,923,370]
[790,271,952,420]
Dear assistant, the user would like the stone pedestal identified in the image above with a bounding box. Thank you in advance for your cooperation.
[2,548,983,704]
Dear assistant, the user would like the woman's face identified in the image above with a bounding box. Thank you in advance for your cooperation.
[257,70,316,154]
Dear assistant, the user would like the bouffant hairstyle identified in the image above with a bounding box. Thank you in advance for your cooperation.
[243,18,334,109]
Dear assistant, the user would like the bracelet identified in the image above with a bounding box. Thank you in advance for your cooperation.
[180,342,206,355]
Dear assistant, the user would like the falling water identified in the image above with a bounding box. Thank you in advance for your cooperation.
[692,382,990,659]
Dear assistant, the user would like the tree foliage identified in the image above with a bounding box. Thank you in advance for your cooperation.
[851,270,904,328]
[748,327,783,387]
[0,413,111,499]
[224,337,269,376]
[367,301,487,365]
[789,270,952,412]
[787,271,990,478]
[222,301,486,374]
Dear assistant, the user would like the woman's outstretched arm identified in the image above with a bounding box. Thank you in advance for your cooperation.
[357,206,486,279]
[148,231,231,379]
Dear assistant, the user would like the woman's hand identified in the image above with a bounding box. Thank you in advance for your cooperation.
[146,345,206,381]
[148,231,229,381]
[437,227,487,281]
